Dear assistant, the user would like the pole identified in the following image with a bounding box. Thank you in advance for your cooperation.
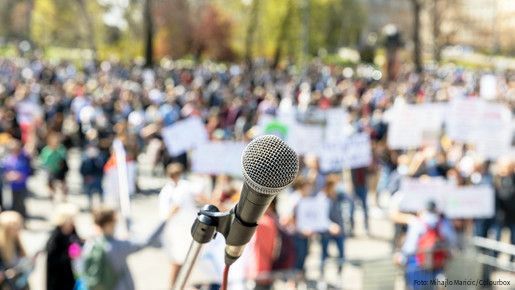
[172,241,203,290]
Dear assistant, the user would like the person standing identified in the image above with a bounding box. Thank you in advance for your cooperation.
[0,211,28,290]
[318,175,348,275]
[45,204,82,290]
[400,201,457,290]
[350,166,369,235]
[494,159,515,250]
[80,144,105,209]
[158,163,202,288]
[290,178,313,277]
[246,200,279,290]
[39,133,68,201]
[1,140,31,218]
[81,207,166,290]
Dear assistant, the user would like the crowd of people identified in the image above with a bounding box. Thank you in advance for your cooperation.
[0,55,513,290]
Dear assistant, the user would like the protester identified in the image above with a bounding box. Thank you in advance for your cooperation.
[1,140,31,218]
[246,199,279,290]
[81,207,166,290]
[350,166,370,235]
[79,144,106,209]
[45,203,81,290]
[494,158,515,249]
[290,177,313,277]
[318,175,348,275]
[39,133,68,201]
[0,211,28,290]
[400,201,458,290]
[158,163,203,288]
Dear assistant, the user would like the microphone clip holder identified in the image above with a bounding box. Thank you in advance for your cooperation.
[172,204,236,290]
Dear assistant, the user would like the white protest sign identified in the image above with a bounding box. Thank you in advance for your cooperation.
[480,74,497,100]
[319,133,372,172]
[445,98,484,143]
[387,104,424,149]
[325,108,348,142]
[162,117,208,156]
[287,124,324,155]
[473,103,512,159]
[398,177,495,218]
[387,103,445,149]
[191,142,246,177]
[444,185,494,218]
[295,196,331,232]
[398,177,449,213]
[446,99,512,159]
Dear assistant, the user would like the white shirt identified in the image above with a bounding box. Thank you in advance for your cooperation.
[158,178,200,263]
[158,179,198,220]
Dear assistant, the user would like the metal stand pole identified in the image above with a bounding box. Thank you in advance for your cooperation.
[172,241,203,290]
[171,205,233,290]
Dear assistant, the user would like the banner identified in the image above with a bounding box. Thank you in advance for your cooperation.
[319,133,372,172]
[162,117,208,156]
[397,177,494,218]
[191,142,246,176]
[446,99,512,159]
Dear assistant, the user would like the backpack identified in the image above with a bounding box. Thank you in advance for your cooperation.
[415,219,448,269]
[271,226,296,271]
[82,237,118,290]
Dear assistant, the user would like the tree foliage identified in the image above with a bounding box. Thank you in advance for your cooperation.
[3,0,367,63]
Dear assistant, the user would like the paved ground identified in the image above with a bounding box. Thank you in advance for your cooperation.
[17,149,394,290]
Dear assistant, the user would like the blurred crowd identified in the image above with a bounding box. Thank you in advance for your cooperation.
[0,56,513,290]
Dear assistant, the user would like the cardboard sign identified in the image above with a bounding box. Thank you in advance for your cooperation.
[387,103,445,149]
[446,99,512,159]
[319,133,372,172]
[287,124,325,155]
[295,195,331,232]
[191,142,246,177]
[162,117,208,156]
[398,177,495,218]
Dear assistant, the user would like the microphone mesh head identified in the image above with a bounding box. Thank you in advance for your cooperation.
[242,135,299,195]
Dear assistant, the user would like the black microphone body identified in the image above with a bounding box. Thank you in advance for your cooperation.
[224,135,299,265]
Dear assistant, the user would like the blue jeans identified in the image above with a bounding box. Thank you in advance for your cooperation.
[474,218,502,240]
[350,185,369,231]
[84,177,103,207]
[320,232,345,274]
[294,234,309,272]
[405,256,441,290]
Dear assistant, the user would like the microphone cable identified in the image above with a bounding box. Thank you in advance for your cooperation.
[221,264,230,290]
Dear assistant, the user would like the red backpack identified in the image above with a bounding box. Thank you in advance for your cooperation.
[415,219,449,269]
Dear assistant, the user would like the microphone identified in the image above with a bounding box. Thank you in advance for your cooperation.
[224,135,299,265]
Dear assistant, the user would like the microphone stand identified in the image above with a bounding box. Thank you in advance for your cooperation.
[172,205,234,290]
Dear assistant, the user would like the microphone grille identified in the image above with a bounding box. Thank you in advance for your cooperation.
[242,135,299,195]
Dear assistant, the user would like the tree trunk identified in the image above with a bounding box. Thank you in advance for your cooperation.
[432,0,442,62]
[1,0,16,40]
[23,0,34,42]
[302,0,310,63]
[245,0,260,71]
[411,0,423,73]
[271,0,294,69]
[75,0,97,59]
[144,0,154,68]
